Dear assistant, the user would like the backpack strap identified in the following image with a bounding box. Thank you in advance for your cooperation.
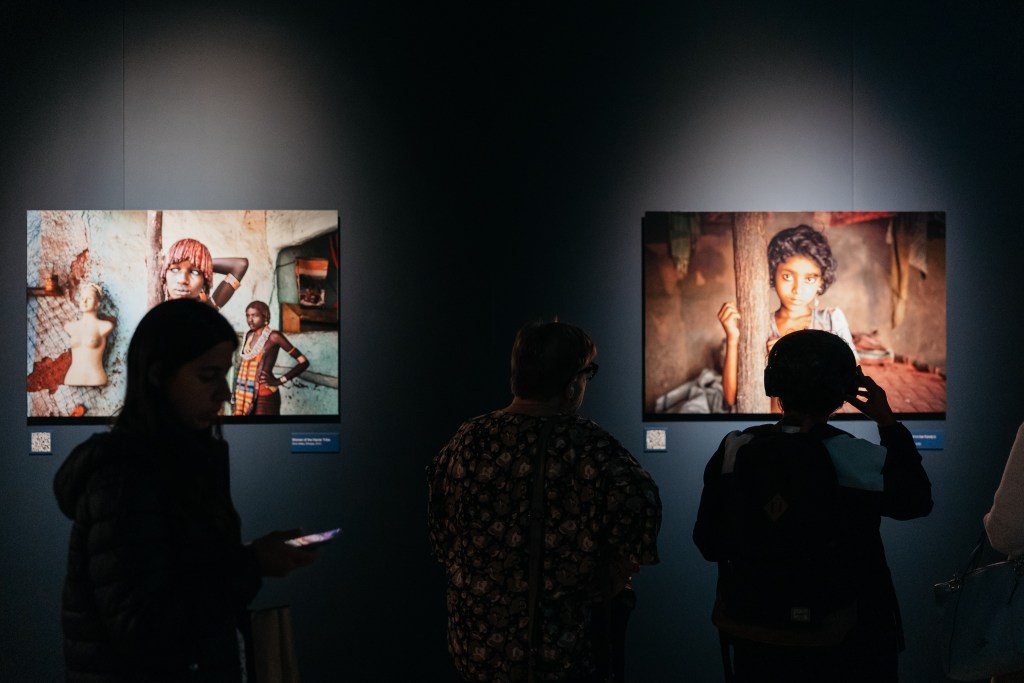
[720,430,754,474]
[527,418,557,683]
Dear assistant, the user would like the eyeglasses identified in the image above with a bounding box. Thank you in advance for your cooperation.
[577,362,599,381]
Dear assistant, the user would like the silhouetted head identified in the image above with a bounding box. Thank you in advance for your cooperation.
[115,299,238,436]
[510,321,597,403]
[764,329,857,417]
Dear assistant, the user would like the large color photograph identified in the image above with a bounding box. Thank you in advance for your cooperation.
[27,210,340,423]
[644,211,946,420]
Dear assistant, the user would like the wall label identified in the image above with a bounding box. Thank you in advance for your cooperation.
[644,428,668,452]
[291,432,340,453]
[912,431,944,450]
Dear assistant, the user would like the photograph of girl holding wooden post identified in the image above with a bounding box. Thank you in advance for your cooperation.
[643,211,946,419]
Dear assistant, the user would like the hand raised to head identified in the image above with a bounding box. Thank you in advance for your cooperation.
[845,367,897,426]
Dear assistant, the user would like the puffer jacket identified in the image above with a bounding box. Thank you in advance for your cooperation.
[54,430,262,682]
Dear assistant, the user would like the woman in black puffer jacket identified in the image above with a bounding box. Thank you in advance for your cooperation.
[55,299,314,682]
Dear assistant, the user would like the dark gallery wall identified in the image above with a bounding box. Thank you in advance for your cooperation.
[3,2,1023,681]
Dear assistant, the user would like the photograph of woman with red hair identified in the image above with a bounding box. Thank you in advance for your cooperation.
[161,237,249,310]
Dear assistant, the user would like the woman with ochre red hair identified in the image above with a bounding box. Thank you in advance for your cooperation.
[161,237,248,310]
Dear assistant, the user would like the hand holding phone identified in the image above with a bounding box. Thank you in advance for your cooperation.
[251,528,320,577]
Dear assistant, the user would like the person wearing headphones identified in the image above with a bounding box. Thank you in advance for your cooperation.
[693,329,932,682]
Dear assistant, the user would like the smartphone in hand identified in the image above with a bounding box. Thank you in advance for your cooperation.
[285,528,342,550]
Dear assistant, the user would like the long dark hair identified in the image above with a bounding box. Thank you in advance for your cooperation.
[114,299,238,437]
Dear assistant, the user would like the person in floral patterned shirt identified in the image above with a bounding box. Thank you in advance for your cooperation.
[427,321,661,682]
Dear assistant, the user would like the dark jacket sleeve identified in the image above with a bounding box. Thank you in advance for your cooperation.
[85,450,262,670]
[693,436,729,562]
[878,422,934,520]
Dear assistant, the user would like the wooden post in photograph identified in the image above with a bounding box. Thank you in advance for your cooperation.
[733,212,771,413]
[146,210,163,309]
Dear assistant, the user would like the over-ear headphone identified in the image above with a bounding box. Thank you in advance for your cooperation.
[763,331,858,399]
[763,362,782,397]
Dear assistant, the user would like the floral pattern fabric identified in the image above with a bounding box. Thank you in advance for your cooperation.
[427,411,661,682]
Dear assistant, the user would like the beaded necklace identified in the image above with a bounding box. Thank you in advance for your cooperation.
[240,326,272,361]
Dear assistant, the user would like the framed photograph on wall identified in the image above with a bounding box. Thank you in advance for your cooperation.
[27,210,340,424]
[643,211,946,420]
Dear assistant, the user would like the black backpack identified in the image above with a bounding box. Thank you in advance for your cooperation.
[712,429,857,647]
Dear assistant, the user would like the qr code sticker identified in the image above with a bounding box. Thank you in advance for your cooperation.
[644,429,667,452]
[30,431,52,454]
